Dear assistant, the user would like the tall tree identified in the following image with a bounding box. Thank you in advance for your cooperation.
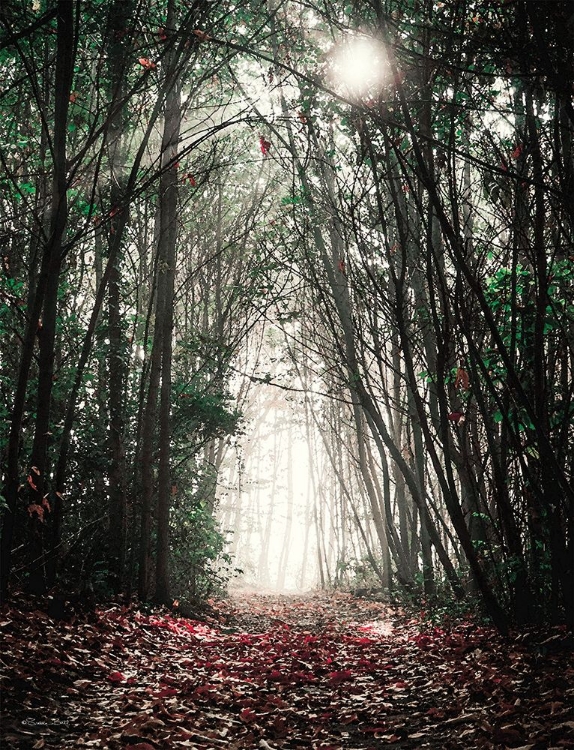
[2,0,76,597]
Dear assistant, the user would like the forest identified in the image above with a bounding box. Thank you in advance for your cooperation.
[2,0,574,747]
[1,0,574,631]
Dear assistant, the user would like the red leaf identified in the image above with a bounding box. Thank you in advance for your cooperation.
[454,367,469,390]
[156,686,177,697]
[240,707,257,723]
[392,680,409,688]
[427,707,445,718]
[511,143,523,159]
[259,136,271,156]
[328,669,353,684]
[448,411,464,423]
[138,57,156,70]
[108,670,126,682]
[193,29,212,41]
[27,503,44,521]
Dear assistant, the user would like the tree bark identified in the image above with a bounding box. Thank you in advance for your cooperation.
[154,7,181,602]
[5,0,76,596]
[105,0,132,595]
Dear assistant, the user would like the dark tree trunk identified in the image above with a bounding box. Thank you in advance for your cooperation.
[154,33,181,604]
[1,0,75,598]
[105,0,133,595]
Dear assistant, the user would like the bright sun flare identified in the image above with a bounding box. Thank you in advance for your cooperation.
[331,36,388,96]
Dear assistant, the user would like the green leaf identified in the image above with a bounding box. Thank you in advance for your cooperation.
[19,182,35,195]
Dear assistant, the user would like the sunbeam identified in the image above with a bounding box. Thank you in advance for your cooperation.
[330,36,389,97]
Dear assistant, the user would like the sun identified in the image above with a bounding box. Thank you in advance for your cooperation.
[330,36,389,97]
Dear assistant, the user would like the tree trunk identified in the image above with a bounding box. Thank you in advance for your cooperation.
[19,0,75,596]
[105,0,133,595]
[154,0,181,604]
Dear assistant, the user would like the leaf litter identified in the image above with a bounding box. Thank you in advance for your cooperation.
[1,590,573,749]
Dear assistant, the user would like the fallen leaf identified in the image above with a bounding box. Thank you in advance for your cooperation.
[108,670,126,682]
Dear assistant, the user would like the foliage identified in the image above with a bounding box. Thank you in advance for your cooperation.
[1,592,573,747]
[170,489,239,601]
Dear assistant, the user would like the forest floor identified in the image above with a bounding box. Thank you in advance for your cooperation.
[1,590,573,749]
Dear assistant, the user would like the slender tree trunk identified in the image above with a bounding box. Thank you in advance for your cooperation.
[105,0,132,595]
[17,0,75,595]
[138,237,165,599]
[258,411,280,585]
[154,2,181,604]
[276,427,293,590]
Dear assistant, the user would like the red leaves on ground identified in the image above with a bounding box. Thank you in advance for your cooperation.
[239,707,258,723]
[328,669,354,684]
[1,591,573,748]
[107,670,126,683]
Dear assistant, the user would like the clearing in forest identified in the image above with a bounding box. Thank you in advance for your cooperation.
[1,591,573,749]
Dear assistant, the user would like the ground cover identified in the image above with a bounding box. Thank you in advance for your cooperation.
[1,591,573,748]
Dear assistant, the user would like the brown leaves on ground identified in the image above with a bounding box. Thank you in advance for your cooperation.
[0,590,573,749]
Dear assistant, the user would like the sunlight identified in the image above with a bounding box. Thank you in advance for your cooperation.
[330,36,389,97]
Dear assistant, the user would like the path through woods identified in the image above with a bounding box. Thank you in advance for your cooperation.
[1,591,573,749]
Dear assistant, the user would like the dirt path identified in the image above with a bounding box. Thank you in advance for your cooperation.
[223,589,395,633]
[1,590,573,748]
